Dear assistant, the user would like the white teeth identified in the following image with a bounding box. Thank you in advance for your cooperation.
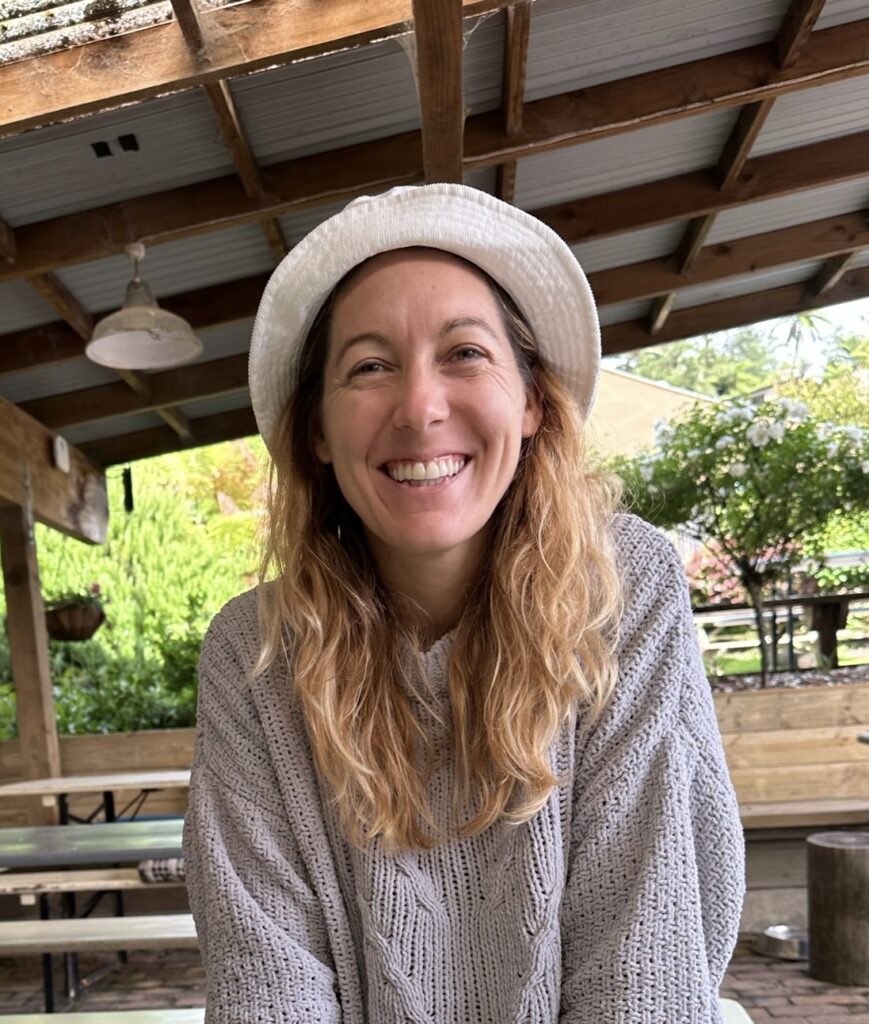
[387,457,466,483]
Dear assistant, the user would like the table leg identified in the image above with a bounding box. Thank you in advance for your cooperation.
[38,895,55,1014]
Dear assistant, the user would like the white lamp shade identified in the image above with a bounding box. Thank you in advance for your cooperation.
[85,274,203,370]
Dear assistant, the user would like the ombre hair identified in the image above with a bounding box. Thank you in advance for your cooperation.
[254,252,625,854]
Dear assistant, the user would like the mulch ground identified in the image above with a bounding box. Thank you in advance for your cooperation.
[2,942,869,1020]
[709,662,869,693]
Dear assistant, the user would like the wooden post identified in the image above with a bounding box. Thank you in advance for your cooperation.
[807,831,869,984]
[0,494,61,826]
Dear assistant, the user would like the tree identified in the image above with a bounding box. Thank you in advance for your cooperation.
[610,396,869,684]
[613,328,778,397]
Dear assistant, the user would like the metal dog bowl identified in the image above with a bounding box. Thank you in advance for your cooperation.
[751,925,809,961]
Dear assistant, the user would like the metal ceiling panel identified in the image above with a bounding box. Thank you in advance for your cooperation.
[232,13,502,168]
[752,80,869,158]
[599,299,650,326]
[193,319,255,362]
[514,107,736,209]
[0,357,117,405]
[525,0,789,100]
[0,279,56,333]
[0,90,235,226]
[61,410,166,445]
[851,250,869,270]
[53,224,275,313]
[573,223,686,274]
[815,0,868,29]
[707,177,869,245]
[673,259,823,308]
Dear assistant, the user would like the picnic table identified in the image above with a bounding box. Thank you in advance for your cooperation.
[0,769,190,823]
[0,818,184,870]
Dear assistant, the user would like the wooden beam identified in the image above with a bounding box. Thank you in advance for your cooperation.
[601,266,869,356]
[202,80,262,198]
[170,0,206,55]
[591,208,869,306]
[21,355,248,429]
[81,408,258,467]
[0,0,511,140]
[675,215,716,275]
[535,130,869,245]
[807,250,860,296]
[0,397,107,544]
[0,273,268,376]
[412,0,464,183]
[463,19,869,169]
[0,217,15,262]
[155,406,194,442]
[261,219,290,262]
[495,2,532,204]
[113,369,191,439]
[4,116,868,287]
[27,274,93,340]
[777,0,827,68]
[647,294,676,335]
[717,99,776,190]
[0,504,60,825]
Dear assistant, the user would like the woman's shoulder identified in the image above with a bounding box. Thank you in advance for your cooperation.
[609,511,683,587]
[200,584,268,681]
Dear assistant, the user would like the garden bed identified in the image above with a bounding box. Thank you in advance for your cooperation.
[710,662,869,693]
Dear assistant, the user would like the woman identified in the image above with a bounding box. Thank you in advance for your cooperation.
[183,184,745,1023]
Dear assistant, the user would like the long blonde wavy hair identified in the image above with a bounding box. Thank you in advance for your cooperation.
[255,253,625,854]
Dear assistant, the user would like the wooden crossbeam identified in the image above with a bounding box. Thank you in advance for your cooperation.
[777,0,827,68]
[155,405,194,442]
[602,265,869,356]
[412,0,464,183]
[0,273,269,376]
[3,119,868,288]
[170,0,206,55]
[718,99,776,191]
[647,294,676,336]
[807,250,860,296]
[495,2,532,204]
[27,274,93,340]
[0,0,513,140]
[0,216,15,261]
[674,215,716,275]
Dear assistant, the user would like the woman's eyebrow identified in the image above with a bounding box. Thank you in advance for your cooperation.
[334,332,391,364]
[440,316,500,339]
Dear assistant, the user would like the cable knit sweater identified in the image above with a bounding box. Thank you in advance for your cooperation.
[183,513,745,1023]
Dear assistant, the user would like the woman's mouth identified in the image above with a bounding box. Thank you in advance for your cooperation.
[382,455,469,487]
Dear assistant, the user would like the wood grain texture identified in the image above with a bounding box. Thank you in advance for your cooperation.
[495,2,531,203]
[717,98,776,190]
[0,914,198,955]
[27,273,93,339]
[170,0,206,54]
[777,0,827,68]
[413,0,464,182]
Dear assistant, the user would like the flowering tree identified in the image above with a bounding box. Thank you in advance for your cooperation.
[611,396,869,683]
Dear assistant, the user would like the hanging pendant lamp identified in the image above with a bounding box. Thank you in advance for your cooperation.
[85,243,203,370]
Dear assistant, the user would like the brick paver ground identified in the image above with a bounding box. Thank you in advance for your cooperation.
[1,940,868,1019]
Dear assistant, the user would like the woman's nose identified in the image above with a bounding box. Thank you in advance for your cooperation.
[392,366,449,431]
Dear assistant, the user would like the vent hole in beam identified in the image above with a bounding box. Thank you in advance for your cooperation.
[91,140,113,158]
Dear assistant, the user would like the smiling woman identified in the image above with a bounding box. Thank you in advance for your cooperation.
[182,184,745,1024]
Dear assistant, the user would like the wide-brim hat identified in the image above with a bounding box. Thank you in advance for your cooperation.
[249,183,600,453]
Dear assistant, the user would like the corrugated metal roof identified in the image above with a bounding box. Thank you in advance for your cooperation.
[707,177,869,245]
[573,223,686,274]
[514,106,737,209]
[752,79,869,158]
[673,259,822,308]
[815,0,868,29]
[525,0,789,100]
[851,249,869,270]
[54,223,274,311]
[0,278,56,332]
[178,390,252,420]
[0,89,235,225]
[194,319,254,362]
[599,298,650,325]
[232,14,503,169]
[62,409,165,445]
[0,356,116,404]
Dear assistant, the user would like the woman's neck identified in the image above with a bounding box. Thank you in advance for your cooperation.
[366,533,487,648]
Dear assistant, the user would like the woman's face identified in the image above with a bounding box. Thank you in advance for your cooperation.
[315,249,542,570]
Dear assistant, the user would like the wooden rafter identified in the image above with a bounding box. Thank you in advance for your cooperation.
[495,3,532,204]
[412,0,465,183]
[0,0,513,140]
[169,0,206,55]
[603,266,869,356]
[651,0,826,332]
[807,251,861,296]
[0,217,15,261]
[27,274,93,340]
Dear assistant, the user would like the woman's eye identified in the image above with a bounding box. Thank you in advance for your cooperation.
[351,360,385,376]
[450,347,484,362]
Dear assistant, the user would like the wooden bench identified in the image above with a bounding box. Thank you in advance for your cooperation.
[0,1013,204,1024]
[0,868,181,906]
[0,914,198,956]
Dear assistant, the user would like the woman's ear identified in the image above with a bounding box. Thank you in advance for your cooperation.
[521,378,544,439]
[313,432,332,465]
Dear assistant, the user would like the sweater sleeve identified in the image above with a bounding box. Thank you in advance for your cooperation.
[182,605,343,1024]
[559,519,745,1023]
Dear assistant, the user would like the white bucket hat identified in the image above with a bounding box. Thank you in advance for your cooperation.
[248,183,600,453]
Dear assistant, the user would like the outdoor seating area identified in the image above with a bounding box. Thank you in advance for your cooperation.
[1,0,868,1018]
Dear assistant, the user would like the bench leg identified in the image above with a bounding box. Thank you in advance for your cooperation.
[38,896,55,1014]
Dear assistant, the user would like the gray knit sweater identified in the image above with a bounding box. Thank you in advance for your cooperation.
[183,513,745,1023]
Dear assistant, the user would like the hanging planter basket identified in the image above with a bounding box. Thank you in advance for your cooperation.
[45,603,105,642]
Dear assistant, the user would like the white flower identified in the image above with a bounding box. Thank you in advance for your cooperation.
[841,425,864,444]
[640,463,655,482]
[768,421,785,441]
[861,460,869,474]
[729,462,748,479]
[648,484,659,495]
[687,448,702,459]
[789,401,809,421]
[826,442,838,458]
[746,422,772,447]
[715,435,735,450]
